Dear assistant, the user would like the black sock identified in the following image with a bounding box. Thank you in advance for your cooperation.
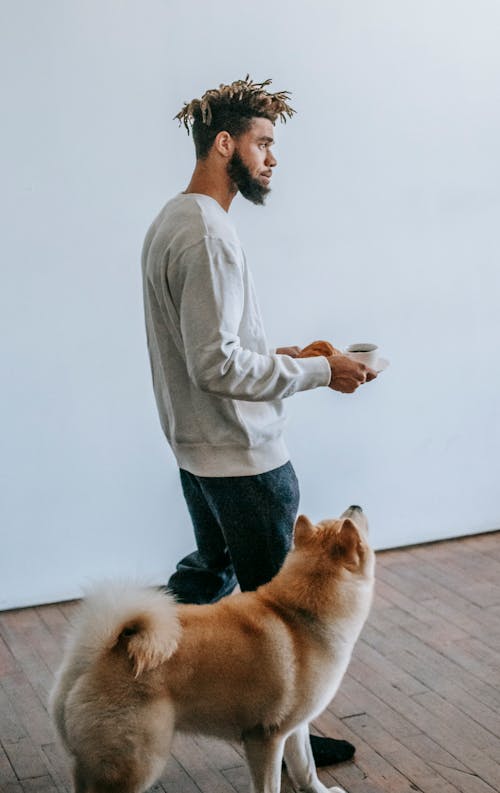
[309,734,355,767]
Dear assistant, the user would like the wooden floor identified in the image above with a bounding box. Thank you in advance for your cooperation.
[1,531,500,793]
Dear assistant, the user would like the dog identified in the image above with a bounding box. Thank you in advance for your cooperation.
[50,506,375,793]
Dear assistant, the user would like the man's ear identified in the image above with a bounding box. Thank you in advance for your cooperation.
[336,518,362,568]
[294,514,316,547]
[214,130,235,159]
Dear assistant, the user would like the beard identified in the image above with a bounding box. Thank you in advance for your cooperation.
[227,150,270,205]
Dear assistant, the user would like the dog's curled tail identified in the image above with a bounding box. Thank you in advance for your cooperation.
[68,582,182,677]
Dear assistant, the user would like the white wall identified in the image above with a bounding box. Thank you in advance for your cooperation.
[1,0,499,610]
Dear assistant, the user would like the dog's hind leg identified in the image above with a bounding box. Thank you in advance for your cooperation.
[72,762,89,793]
[71,759,151,793]
[284,725,346,793]
[243,730,285,793]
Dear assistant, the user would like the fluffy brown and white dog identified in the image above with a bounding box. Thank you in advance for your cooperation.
[50,506,375,793]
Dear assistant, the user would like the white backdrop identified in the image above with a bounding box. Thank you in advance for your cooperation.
[1,0,499,609]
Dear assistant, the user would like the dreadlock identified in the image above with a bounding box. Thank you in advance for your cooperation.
[174,75,295,160]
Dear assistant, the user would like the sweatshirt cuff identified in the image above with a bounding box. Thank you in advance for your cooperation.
[293,355,332,391]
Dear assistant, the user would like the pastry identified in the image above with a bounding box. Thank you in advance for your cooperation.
[297,340,341,358]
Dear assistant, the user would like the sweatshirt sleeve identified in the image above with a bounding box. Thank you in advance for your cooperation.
[171,236,331,401]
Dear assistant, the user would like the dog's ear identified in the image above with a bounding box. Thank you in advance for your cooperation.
[294,514,316,547]
[336,518,362,569]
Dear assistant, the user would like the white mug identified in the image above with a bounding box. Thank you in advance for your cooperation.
[345,343,379,368]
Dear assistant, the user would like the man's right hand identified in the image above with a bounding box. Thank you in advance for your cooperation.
[327,354,377,393]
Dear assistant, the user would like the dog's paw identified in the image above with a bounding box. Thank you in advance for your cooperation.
[328,787,347,793]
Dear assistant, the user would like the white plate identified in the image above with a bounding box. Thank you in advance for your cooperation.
[375,357,390,373]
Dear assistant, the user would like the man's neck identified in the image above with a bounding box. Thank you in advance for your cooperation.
[184,162,236,212]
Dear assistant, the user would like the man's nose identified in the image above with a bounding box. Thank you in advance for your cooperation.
[266,150,277,167]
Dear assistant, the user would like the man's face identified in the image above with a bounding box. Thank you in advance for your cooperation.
[227,117,277,205]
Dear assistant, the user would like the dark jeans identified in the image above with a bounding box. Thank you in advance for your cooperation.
[167,461,300,603]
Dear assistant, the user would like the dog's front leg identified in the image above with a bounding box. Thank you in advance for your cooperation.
[284,725,346,793]
[243,730,285,793]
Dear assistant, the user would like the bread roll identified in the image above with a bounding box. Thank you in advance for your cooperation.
[297,340,342,358]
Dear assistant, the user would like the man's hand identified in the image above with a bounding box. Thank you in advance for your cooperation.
[276,346,301,358]
[327,354,377,393]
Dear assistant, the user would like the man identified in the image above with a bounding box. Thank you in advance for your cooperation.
[141,76,376,766]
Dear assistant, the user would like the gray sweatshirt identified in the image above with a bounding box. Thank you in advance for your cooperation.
[141,193,331,476]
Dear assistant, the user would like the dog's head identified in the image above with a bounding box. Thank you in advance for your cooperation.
[294,505,374,577]
[283,506,375,624]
